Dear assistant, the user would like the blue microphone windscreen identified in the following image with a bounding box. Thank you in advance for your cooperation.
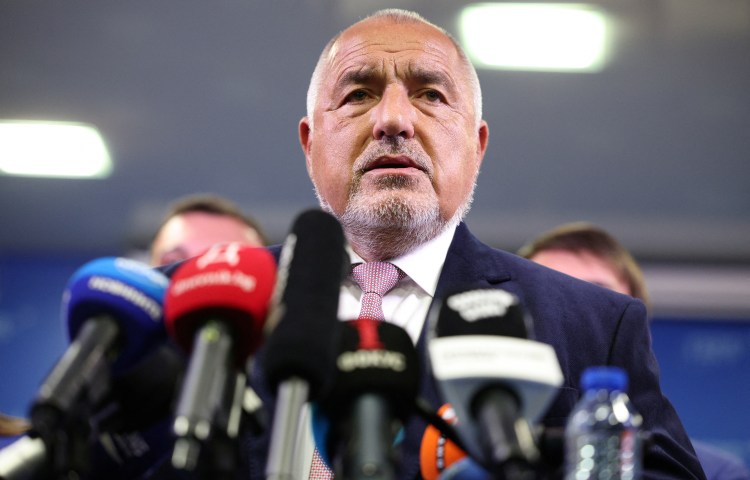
[63,257,169,374]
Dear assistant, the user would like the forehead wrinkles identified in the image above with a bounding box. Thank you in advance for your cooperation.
[327,37,461,89]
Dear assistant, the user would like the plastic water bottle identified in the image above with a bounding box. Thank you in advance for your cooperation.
[565,366,643,480]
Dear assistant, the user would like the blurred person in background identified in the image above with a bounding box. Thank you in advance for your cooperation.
[518,221,750,480]
[0,194,269,468]
[149,193,268,266]
[76,194,270,476]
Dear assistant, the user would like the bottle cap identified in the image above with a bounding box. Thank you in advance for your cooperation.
[581,366,628,392]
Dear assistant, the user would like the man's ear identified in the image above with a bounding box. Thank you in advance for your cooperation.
[299,117,313,174]
[476,120,489,168]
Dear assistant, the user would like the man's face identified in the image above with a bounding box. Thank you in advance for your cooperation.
[150,212,263,266]
[300,17,488,228]
[530,249,631,296]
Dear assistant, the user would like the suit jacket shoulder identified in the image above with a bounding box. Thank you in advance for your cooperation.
[430,223,706,479]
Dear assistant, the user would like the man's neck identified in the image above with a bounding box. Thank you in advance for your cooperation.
[346,219,460,262]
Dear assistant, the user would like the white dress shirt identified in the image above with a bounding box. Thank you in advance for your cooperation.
[338,221,457,342]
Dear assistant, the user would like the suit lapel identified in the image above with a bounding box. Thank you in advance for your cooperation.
[434,222,512,300]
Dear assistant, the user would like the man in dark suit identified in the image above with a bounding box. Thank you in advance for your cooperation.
[285,7,706,480]
[69,8,704,480]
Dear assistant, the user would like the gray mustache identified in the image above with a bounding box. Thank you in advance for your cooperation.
[354,139,432,174]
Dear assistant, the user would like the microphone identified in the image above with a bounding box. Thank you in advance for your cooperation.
[420,404,468,480]
[419,408,574,479]
[29,257,169,476]
[426,289,563,479]
[164,242,276,475]
[262,209,347,480]
[316,319,420,480]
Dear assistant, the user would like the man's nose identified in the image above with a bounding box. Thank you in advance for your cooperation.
[372,86,415,140]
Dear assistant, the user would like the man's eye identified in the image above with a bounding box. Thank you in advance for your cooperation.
[345,90,369,103]
[421,90,443,103]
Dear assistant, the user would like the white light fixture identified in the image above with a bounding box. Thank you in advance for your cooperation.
[459,3,610,72]
[0,120,113,178]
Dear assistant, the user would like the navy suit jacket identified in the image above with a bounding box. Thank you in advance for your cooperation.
[249,222,705,480]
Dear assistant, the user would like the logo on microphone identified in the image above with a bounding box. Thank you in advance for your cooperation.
[196,242,242,269]
[336,319,407,372]
[87,276,162,321]
[170,270,257,296]
[446,289,516,322]
[337,349,406,372]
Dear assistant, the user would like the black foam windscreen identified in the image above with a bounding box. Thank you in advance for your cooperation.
[317,319,420,467]
[263,209,347,396]
[320,319,420,421]
[432,289,530,339]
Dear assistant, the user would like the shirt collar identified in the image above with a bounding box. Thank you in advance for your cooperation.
[346,222,458,296]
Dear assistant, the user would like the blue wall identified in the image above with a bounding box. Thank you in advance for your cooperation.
[0,255,91,418]
[651,317,750,465]
[1,254,749,467]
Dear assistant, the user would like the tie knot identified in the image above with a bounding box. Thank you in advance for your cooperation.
[351,262,403,297]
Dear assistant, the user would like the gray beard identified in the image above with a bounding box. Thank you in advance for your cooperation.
[316,174,475,261]
[340,196,444,261]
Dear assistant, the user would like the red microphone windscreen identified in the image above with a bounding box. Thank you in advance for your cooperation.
[164,243,276,365]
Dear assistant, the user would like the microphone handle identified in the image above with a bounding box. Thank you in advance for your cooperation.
[474,387,538,479]
[0,436,47,480]
[194,371,249,479]
[172,319,234,472]
[32,315,120,434]
[265,377,309,480]
[339,394,397,480]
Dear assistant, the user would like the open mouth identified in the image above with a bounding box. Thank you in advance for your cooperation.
[365,156,425,173]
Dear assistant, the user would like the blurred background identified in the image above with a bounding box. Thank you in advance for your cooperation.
[1,0,749,464]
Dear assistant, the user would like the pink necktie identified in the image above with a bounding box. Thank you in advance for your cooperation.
[351,262,405,321]
[309,447,334,480]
